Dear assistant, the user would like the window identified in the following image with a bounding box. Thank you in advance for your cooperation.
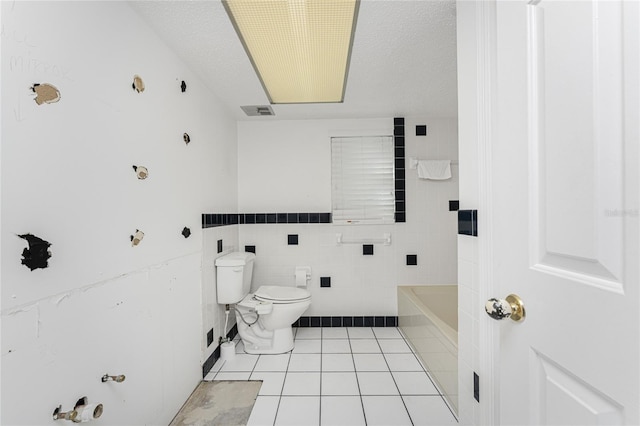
[331,135,395,224]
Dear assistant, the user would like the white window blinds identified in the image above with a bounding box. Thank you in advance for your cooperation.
[331,136,395,224]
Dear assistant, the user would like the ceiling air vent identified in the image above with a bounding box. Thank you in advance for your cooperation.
[241,105,275,117]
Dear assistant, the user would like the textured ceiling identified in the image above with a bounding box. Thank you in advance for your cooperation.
[129,0,458,121]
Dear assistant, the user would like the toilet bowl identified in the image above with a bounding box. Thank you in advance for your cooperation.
[215,252,312,355]
[235,286,311,354]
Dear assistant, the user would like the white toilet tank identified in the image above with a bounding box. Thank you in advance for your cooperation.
[215,252,255,304]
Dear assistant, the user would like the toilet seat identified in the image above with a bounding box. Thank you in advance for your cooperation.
[254,285,311,304]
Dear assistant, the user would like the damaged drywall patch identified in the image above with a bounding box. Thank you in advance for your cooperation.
[183,133,190,145]
[17,233,51,270]
[30,83,60,105]
[182,227,191,238]
[130,230,144,247]
[132,165,148,180]
[132,75,145,93]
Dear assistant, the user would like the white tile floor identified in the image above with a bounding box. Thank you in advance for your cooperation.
[205,327,458,426]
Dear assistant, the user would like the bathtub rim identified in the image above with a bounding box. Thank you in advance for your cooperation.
[397,284,458,350]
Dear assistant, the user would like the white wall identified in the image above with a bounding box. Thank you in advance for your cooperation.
[237,117,458,316]
[1,2,237,425]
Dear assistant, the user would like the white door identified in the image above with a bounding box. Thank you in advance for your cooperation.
[489,0,639,424]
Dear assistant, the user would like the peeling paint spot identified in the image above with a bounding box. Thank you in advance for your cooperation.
[17,233,51,270]
[183,133,190,145]
[132,75,145,93]
[181,80,187,92]
[182,227,191,238]
[132,165,148,180]
[130,229,144,247]
[30,83,60,105]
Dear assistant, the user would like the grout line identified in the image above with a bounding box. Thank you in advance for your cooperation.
[378,327,415,426]
[347,328,369,425]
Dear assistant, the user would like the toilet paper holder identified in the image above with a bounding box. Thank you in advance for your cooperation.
[294,266,311,285]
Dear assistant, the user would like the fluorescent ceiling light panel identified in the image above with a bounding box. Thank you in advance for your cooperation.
[223,0,359,104]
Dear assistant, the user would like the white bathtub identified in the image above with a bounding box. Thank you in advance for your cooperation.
[398,285,458,416]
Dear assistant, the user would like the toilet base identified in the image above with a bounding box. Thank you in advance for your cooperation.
[236,317,295,354]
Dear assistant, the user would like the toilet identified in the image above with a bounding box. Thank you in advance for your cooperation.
[215,252,311,354]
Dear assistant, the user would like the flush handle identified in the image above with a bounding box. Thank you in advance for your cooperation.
[485,294,525,322]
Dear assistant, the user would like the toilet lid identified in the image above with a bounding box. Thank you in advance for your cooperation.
[254,285,311,303]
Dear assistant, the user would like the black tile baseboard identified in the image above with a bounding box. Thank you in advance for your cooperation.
[202,212,333,228]
[202,324,238,378]
[293,316,398,328]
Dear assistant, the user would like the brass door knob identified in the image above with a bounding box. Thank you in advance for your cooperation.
[485,294,525,322]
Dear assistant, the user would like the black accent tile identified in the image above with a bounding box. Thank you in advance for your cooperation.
[385,316,397,327]
[299,316,310,327]
[245,213,256,224]
[395,146,405,158]
[363,244,374,255]
[288,234,299,245]
[416,125,427,136]
[201,214,206,228]
[342,316,353,327]
[320,277,331,288]
[320,213,331,223]
[394,126,405,136]
[310,317,321,327]
[331,317,342,327]
[217,239,223,253]
[473,210,478,236]
[354,317,364,327]
[207,328,214,347]
[288,213,298,223]
[230,214,238,225]
[309,213,320,223]
[406,254,418,266]
[205,214,214,227]
[375,316,385,327]
[395,168,405,180]
[364,316,374,327]
[245,245,256,254]
[298,213,309,223]
[239,214,246,224]
[458,209,478,236]
[277,213,288,223]
[394,117,405,126]
[267,213,277,223]
[449,200,460,211]
[396,191,405,201]
[395,158,405,169]
[395,180,406,191]
[256,213,266,224]
[396,201,405,212]
[394,136,405,147]
[321,316,331,327]
[202,348,219,378]
[292,319,300,327]
[474,372,480,402]
[395,212,406,222]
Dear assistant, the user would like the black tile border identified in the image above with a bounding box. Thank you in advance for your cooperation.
[202,324,238,378]
[449,200,460,211]
[293,316,398,328]
[202,212,333,228]
[406,254,418,266]
[416,125,427,136]
[394,117,406,223]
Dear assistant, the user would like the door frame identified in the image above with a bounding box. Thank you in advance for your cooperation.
[469,0,499,424]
